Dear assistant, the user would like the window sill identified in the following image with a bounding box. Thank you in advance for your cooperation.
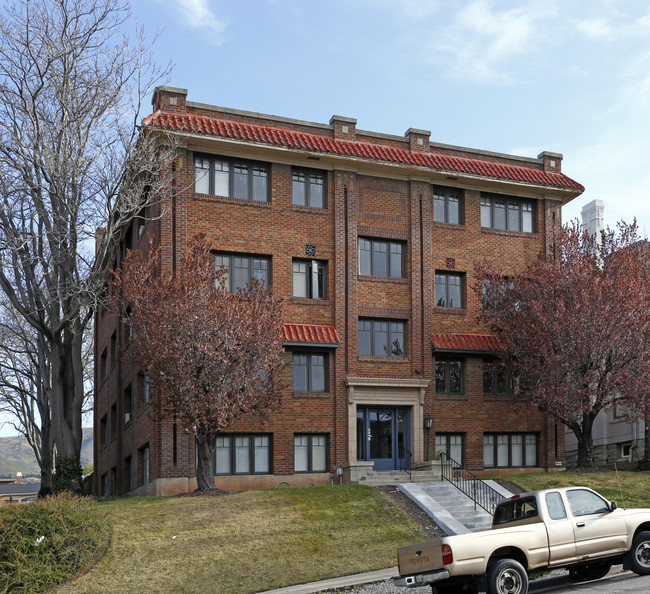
[358,275,408,284]
[481,228,537,238]
[434,307,467,315]
[194,193,271,207]
[292,392,331,398]
[358,356,410,363]
[290,298,331,305]
[292,204,328,214]
[433,222,465,230]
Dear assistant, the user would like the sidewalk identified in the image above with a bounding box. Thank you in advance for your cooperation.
[260,567,398,593]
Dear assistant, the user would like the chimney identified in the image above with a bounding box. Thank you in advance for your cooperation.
[16,472,22,484]
[581,199,605,238]
[537,151,563,174]
[151,86,188,113]
[329,115,357,141]
[404,127,431,152]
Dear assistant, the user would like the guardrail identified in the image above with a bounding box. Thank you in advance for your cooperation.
[439,452,506,514]
[399,446,412,480]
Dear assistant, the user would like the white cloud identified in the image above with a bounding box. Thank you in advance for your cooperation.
[174,0,227,39]
[435,0,557,83]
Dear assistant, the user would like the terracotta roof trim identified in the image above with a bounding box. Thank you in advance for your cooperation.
[431,332,503,354]
[142,110,584,193]
[282,323,339,346]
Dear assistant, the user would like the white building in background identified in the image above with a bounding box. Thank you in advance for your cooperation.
[564,199,648,467]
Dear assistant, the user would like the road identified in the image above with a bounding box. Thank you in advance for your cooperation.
[529,566,650,593]
[333,565,650,594]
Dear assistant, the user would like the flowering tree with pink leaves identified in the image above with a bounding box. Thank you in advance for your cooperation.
[113,235,284,489]
[476,221,650,467]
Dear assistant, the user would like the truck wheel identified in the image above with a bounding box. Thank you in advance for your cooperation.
[630,531,650,575]
[570,559,612,581]
[487,559,528,594]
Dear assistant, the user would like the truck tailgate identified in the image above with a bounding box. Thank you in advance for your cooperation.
[397,539,444,576]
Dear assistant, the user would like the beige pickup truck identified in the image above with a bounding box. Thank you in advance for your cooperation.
[394,487,650,594]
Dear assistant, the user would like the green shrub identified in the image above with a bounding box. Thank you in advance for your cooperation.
[0,493,110,593]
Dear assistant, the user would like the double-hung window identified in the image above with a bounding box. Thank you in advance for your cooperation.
[214,253,270,292]
[435,272,464,309]
[215,434,271,475]
[435,433,465,465]
[481,194,534,233]
[483,361,518,396]
[194,154,269,202]
[358,319,406,358]
[435,359,464,395]
[292,168,326,208]
[433,186,463,224]
[484,433,537,468]
[358,238,405,278]
[292,259,327,299]
[294,434,328,472]
[293,353,328,392]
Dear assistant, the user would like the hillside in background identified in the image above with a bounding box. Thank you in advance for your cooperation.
[0,428,93,479]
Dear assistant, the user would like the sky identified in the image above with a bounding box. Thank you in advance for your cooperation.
[130,0,650,232]
[2,0,649,437]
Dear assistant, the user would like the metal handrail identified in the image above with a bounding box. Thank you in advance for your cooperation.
[439,452,505,514]
[399,446,412,480]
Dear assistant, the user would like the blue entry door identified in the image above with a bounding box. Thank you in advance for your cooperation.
[356,407,409,471]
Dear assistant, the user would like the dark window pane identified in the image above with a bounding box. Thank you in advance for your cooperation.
[448,275,462,308]
[449,362,462,393]
[252,167,267,202]
[359,239,371,275]
[358,320,371,356]
[390,322,404,357]
[507,201,520,231]
[435,274,446,307]
[389,243,403,278]
[372,242,387,277]
[309,174,324,208]
[494,199,506,230]
[292,171,306,206]
[375,321,388,356]
[233,164,249,199]
[435,362,446,392]
[434,195,445,222]
[448,194,459,224]
[311,355,325,392]
[233,257,250,291]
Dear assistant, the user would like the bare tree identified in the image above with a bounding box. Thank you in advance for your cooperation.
[0,0,173,491]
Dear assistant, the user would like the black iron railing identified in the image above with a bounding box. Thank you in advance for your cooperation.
[399,446,412,480]
[439,452,506,514]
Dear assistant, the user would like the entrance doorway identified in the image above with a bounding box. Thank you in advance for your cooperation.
[356,406,409,471]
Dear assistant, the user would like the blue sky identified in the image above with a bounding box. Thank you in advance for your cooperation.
[2,0,649,437]
[132,0,650,232]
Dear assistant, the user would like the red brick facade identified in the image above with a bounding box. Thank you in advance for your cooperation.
[93,87,583,496]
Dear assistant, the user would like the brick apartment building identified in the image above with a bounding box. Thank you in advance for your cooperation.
[93,86,584,496]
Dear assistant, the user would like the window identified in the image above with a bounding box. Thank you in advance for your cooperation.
[141,446,150,484]
[435,272,464,308]
[494,496,538,525]
[194,154,269,202]
[123,385,132,424]
[545,492,567,520]
[139,372,150,404]
[215,434,271,475]
[481,194,534,233]
[484,433,537,468]
[110,403,117,438]
[214,253,271,292]
[483,361,518,396]
[435,359,464,394]
[100,415,108,448]
[292,259,327,299]
[433,186,463,224]
[293,353,328,392]
[358,238,405,278]
[125,456,133,493]
[294,434,328,472]
[100,348,108,381]
[566,489,610,517]
[435,433,464,465]
[358,319,406,358]
[292,168,326,208]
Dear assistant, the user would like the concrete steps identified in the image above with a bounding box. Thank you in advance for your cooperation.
[355,469,438,486]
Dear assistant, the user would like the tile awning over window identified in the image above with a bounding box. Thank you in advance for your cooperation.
[142,110,584,192]
[283,323,339,347]
[431,333,502,354]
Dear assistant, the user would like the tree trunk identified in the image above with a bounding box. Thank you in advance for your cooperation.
[195,433,217,490]
[572,411,597,468]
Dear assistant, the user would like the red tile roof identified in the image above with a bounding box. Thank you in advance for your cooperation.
[283,323,339,346]
[431,333,502,353]
[142,110,584,192]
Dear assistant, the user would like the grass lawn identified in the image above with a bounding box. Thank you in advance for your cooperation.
[491,470,650,508]
[57,485,423,594]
